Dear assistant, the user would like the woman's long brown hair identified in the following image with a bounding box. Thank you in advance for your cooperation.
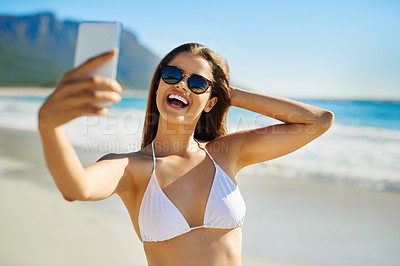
[141,43,231,148]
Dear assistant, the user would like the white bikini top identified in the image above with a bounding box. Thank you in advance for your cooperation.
[138,139,246,243]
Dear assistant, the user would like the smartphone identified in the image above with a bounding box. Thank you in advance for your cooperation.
[74,21,122,108]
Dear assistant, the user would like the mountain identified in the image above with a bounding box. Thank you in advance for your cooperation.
[0,12,160,89]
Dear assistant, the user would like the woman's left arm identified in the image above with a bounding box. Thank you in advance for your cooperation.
[226,86,334,171]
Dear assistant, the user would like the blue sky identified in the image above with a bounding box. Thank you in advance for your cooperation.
[2,0,400,99]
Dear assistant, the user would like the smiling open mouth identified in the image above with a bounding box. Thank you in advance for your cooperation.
[167,94,189,109]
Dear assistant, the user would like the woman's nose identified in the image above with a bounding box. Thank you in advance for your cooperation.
[175,74,190,92]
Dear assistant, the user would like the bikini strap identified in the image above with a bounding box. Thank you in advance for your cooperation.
[151,141,156,170]
[194,138,216,165]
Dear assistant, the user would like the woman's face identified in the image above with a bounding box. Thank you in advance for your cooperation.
[156,51,218,125]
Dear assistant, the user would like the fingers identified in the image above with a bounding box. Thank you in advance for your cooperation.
[56,75,122,99]
[73,104,109,117]
[65,89,122,107]
[75,49,118,78]
[50,75,122,120]
[61,48,118,83]
[77,48,118,77]
[40,49,122,127]
[72,75,122,94]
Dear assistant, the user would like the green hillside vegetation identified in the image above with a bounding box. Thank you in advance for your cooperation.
[0,12,160,90]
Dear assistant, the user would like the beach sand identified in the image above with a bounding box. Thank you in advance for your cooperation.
[0,127,399,266]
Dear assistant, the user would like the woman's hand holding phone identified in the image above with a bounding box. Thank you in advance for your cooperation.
[38,49,122,131]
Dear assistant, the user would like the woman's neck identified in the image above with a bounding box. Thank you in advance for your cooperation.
[153,117,199,156]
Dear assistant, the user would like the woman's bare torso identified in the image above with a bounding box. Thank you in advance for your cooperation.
[143,227,242,266]
[116,141,243,265]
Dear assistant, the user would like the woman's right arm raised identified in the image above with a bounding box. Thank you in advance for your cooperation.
[38,49,126,202]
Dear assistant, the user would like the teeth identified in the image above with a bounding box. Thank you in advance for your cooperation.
[168,94,188,105]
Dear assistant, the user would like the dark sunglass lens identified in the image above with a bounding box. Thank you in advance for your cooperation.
[188,75,208,94]
[161,66,182,84]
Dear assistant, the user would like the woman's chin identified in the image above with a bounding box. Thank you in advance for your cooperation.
[158,109,201,128]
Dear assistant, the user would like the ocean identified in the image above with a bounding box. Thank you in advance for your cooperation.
[1,94,399,192]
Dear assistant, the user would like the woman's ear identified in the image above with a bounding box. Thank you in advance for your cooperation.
[204,97,218,112]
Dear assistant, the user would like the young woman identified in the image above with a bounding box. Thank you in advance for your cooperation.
[38,43,334,266]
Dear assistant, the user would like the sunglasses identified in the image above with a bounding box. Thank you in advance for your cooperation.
[160,64,213,94]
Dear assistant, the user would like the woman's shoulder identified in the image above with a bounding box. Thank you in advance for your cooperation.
[199,135,243,177]
[97,148,151,164]
[98,145,154,186]
[202,134,242,156]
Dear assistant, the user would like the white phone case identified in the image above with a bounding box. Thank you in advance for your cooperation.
[74,22,122,108]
